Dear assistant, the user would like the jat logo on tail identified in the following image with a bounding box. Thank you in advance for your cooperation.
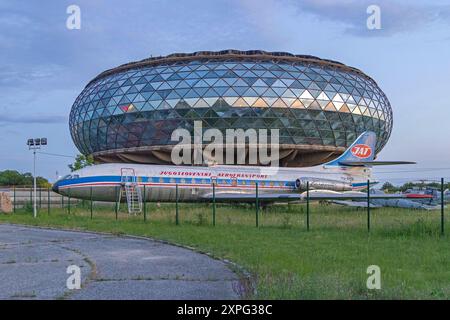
[351,144,372,159]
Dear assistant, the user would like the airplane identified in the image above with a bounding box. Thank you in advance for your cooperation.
[52,131,430,212]
[332,189,444,210]
[403,186,450,204]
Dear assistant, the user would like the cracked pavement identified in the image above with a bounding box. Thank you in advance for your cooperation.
[0,224,240,300]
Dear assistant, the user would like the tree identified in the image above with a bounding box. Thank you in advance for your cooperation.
[36,177,52,188]
[0,170,50,187]
[68,154,94,172]
[0,170,26,185]
[381,181,397,193]
[398,181,444,192]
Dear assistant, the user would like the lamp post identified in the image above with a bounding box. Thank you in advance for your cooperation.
[27,138,47,218]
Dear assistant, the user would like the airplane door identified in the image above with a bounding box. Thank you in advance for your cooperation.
[121,168,137,184]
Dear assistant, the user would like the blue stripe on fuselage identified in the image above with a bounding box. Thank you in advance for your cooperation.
[55,175,297,189]
[351,181,378,187]
[56,175,121,187]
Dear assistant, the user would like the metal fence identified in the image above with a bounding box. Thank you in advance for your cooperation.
[2,179,448,235]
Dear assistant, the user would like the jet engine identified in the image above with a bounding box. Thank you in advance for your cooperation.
[295,177,352,192]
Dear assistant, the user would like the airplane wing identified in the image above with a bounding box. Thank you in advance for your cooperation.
[333,199,443,210]
[201,190,432,202]
[201,192,302,202]
[331,200,382,208]
[300,191,432,200]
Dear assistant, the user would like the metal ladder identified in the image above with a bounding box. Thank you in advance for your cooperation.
[120,168,143,215]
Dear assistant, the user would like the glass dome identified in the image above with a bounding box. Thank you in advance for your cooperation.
[69,50,392,166]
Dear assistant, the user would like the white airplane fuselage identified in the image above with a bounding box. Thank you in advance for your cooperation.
[53,162,372,202]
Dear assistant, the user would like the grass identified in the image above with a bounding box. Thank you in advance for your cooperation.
[10,292,37,299]
[1,202,449,299]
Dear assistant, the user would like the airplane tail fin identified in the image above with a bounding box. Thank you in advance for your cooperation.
[325,131,416,167]
[325,131,376,166]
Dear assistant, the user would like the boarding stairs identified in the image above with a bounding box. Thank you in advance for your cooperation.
[120,168,143,215]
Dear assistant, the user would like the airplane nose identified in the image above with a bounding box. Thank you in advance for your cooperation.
[52,184,59,193]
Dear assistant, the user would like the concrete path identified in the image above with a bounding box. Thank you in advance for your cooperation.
[0,224,240,300]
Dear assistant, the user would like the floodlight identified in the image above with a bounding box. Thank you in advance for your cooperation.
[26,137,48,218]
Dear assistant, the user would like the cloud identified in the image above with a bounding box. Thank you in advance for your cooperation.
[0,64,65,87]
[0,12,33,28]
[0,114,67,125]
[0,9,43,51]
[290,0,450,37]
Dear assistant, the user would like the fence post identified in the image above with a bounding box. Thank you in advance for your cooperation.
[61,194,64,209]
[255,182,259,228]
[30,187,32,212]
[39,188,42,209]
[367,179,371,232]
[13,186,16,213]
[47,187,50,215]
[306,181,310,231]
[115,186,119,220]
[143,185,147,222]
[68,188,71,215]
[441,178,445,236]
[90,186,93,220]
[212,182,216,226]
[175,184,179,225]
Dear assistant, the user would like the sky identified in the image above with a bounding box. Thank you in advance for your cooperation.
[0,0,449,183]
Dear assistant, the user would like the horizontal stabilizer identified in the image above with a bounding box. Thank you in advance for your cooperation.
[339,161,416,166]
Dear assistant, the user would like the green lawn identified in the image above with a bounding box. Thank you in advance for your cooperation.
[1,202,449,299]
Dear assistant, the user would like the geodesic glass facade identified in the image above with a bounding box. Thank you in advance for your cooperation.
[69,51,392,166]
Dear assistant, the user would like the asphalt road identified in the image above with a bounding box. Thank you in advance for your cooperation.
[0,224,240,300]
